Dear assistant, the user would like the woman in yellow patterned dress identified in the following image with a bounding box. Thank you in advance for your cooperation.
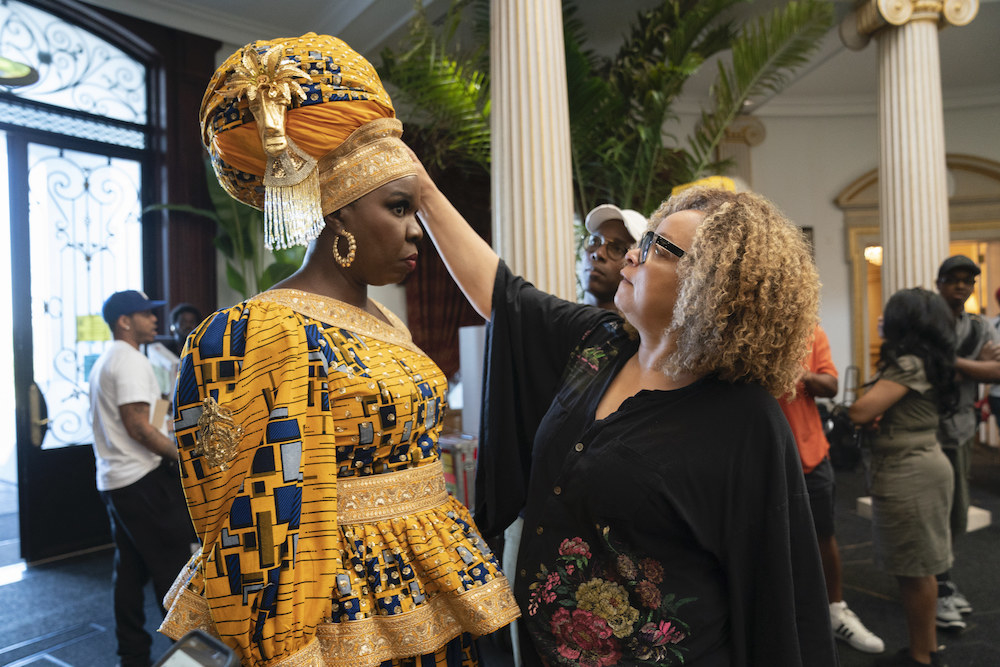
[159,33,518,667]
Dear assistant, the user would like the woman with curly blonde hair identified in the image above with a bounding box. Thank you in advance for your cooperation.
[651,187,819,396]
[413,165,837,666]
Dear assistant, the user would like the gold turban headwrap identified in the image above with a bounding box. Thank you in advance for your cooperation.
[200,32,417,249]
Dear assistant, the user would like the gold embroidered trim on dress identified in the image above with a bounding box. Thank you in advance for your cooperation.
[159,585,218,641]
[160,564,521,666]
[312,576,520,666]
[275,638,324,667]
[251,289,425,355]
[338,460,448,524]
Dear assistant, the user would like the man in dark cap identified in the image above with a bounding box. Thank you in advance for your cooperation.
[933,255,1000,630]
[88,289,195,667]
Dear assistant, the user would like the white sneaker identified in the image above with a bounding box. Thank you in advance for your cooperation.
[943,581,972,615]
[935,595,967,630]
[830,600,885,653]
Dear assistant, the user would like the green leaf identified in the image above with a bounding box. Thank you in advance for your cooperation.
[225,261,247,296]
[688,0,834,176]
[379,0,491,174]
[142,203,220,224]
[214,232,234,258]
[258,260,300,292]
[271,246,306,267]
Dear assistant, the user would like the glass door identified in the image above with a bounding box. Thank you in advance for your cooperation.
[2,0,155,563]
[9,134,145,562]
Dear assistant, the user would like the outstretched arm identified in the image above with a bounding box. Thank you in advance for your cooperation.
[410,148,499,320]
[847,378,908,426]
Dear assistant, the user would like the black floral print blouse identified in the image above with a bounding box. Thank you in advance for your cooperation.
[475,262,838,667]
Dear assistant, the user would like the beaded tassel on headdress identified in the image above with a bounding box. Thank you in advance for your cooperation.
[263,173,323,249]
[261,137,324,249]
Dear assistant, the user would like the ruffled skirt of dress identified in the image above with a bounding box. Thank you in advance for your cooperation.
[160,465,519,666]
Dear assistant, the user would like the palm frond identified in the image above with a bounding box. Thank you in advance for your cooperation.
[379,0,490,173]
[592,0,748,212]
[688,0,833,176]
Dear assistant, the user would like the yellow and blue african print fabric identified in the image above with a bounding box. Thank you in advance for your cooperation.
[160,289,518,667]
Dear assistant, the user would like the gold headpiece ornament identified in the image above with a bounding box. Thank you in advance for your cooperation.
[201,33,415,250]
[215,44,320,248]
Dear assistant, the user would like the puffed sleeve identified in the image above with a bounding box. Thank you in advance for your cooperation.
[881,354,932,395]
[171,300,339,665]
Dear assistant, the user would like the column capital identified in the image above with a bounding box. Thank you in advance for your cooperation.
[722,115,766,147]
[840,0,978,49]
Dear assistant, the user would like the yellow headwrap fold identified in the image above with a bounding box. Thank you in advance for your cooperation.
[200,32,416,249]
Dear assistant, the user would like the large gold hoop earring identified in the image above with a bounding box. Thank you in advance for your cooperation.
[332,230,356,268]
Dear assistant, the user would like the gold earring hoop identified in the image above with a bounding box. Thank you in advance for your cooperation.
[332,230,357,268]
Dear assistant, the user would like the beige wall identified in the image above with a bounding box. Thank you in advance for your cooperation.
[745,105,1000,394]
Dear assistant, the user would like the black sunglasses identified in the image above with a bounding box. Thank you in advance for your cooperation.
[638,230,686,263]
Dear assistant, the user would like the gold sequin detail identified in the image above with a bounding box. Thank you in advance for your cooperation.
[194,397,243,470]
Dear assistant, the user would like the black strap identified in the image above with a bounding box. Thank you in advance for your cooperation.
[957,315,984,358]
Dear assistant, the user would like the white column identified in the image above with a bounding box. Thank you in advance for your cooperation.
[490,0,575,299]
[877,16,949,295]
[842,0,979,297]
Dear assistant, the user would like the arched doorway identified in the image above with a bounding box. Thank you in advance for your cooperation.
[838,154,1000,380]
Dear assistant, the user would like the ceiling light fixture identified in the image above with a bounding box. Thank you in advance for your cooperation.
[0,55,39,87]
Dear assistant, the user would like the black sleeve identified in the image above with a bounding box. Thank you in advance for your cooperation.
[473,261,616,537]
[723,397,839,667]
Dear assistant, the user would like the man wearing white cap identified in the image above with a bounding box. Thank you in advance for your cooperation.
[580,203,647,310]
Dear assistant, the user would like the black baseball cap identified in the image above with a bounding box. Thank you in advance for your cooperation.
[102,290,167,327]
[937,255,981,280]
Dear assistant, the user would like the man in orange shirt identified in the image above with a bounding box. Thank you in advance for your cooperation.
[780,325,884,654]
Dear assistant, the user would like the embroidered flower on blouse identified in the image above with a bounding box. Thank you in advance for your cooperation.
[540,572,561,604]
[577,578,639,638]
[527,526,696,665]
[551,608,621,667]
[578,347,608,372]
[560,537,592,559]
[640,620,686,647]
[616,554,638,580]
[636,580,662,610]
[640,558,664,584]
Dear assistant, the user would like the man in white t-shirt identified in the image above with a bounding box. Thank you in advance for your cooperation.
[89,289,195,667]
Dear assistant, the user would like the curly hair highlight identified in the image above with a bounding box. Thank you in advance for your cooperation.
[652,186,819,397]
